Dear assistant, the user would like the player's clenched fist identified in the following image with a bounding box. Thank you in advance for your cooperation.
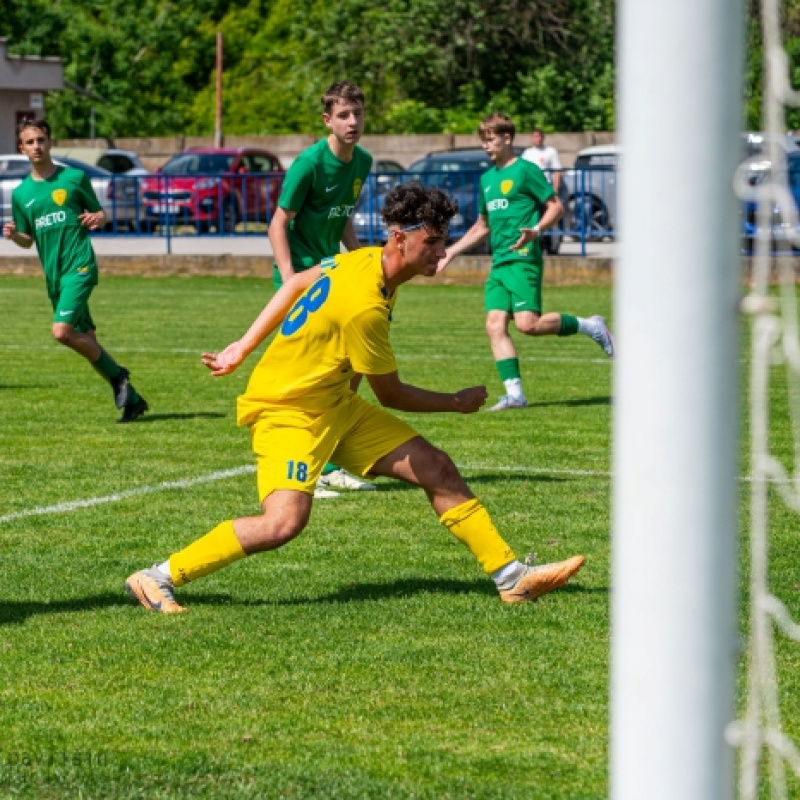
[452,386,489,413]
[3,221,16,239]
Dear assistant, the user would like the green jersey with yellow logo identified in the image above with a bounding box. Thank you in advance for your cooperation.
[478,158,555,270]
[11,166,102,288]
[276,139,372,273]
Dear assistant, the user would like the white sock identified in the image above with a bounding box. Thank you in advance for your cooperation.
[156,559,171,579]
[503,378,525,401]
[577,317,597,336]
[491,560,526,590]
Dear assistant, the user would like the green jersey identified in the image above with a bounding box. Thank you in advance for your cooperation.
[277,139,372,271]
[11,166,102,288]
[478,158,555,270]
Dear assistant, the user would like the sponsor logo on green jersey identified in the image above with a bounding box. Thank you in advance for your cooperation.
[487,199,509,212]
[36,211,67,230]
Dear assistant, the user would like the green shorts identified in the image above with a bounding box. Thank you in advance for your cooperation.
[272,263,314,289]
[49,266,97,333]
[484,261,543,315]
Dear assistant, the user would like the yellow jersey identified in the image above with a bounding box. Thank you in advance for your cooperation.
[237,247,398,425]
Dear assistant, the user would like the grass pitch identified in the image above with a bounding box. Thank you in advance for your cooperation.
[0,275,796,799]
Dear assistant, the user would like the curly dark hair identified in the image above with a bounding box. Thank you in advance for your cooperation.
[381,182,458,231]
[321,81,365,113]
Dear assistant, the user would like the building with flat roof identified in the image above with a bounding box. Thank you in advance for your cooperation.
[0,38,63,153]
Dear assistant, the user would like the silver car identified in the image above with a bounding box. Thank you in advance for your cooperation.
[50,147,150,177]
[560,144,619,240]
[0,153,143,231]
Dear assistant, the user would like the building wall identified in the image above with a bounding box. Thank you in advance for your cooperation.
[55,131,616,171]
[0,89,49,153]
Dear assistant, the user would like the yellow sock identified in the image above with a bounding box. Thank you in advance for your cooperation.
[169,520,246,587]
[439,498,516,574]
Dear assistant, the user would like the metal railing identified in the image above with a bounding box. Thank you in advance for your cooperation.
[0,168,620,255]
[352,167,618,255]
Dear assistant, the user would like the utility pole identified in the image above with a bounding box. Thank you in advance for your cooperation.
[214,31,223,148]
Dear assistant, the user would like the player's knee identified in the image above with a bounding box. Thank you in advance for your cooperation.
[51,324,73,345]
[516,318,539,335]
[272,507,309,541]
[485,316,505,340]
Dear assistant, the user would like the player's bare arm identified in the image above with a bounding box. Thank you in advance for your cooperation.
[202,267,322,376]
[368,371,488,413]
[511,195,564,251]
[2,221,33,249]
[78,210,107,230]
[267,207,298,283]
[437,215,490,272]
[341,216,362,252]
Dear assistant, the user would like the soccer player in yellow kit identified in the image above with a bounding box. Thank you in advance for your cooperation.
[125,183,584,613]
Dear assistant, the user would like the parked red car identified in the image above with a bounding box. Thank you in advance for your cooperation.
[141,148,284,232]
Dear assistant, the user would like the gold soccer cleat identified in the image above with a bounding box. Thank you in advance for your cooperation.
[125,567,186,614]
[499,554,585,604]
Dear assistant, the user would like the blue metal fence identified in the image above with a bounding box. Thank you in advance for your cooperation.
[1,168,619,254]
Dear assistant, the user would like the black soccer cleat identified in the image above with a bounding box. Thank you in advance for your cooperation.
[111,367,131,409]
[117,396,149,424]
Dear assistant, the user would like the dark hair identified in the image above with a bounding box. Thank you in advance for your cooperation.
[17,117,51,143]
[532,127,544,136]
[381,182,458,231]
[478,112,515,142]
[321,81,365,114]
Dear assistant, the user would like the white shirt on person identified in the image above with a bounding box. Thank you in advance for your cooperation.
[521,145,562,183]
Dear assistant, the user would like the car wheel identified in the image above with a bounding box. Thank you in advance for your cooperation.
[221,199,239,233]
[566,195,609,242]
[542,233,561,255]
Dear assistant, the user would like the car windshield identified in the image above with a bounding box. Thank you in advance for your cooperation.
[54,157,111,177]
[410,157,492,173]
[0,160,31,178]
[408,158,488,193]
[575,153,618,169]
[161,154,237,175]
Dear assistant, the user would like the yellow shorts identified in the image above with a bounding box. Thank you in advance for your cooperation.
[249,393,418,502]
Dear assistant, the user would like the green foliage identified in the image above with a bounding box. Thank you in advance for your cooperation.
[1,0,617,137]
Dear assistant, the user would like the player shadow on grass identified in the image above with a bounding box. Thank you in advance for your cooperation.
[0,384,51,390]
[0,594,128,625]
[190,578,608,607]
[134,412,227,423]
[0,581,608,623]
[527,395,612,408]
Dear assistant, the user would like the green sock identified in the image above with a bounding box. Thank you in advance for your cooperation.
[93,348,122,380]
[321,463,338,476]
[496,358,521,382]
[558,314,579,337]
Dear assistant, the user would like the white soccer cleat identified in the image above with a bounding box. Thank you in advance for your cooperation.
[313,486,340,499]
[486,394,528,412]
[590,315,616,359]
[317,468,377,491]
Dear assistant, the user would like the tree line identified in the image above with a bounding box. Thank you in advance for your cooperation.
[0,0,789,139]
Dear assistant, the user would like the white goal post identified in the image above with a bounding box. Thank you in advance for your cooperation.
[613,0,745,798]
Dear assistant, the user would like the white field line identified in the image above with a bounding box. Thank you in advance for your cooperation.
[0,465,255,525]
[1,461,775,527]
[0,463,610,526]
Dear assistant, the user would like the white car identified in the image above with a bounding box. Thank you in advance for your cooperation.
[0,153,143,231]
